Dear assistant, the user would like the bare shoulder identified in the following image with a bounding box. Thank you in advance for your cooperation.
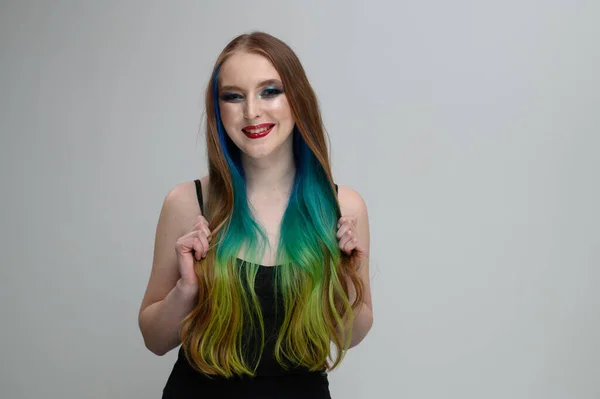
[337,185,368,218]
[138,176,209,312]
[161,181,200,233]
[162,176,209,235]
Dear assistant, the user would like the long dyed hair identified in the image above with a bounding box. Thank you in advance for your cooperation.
[180,32,364,377]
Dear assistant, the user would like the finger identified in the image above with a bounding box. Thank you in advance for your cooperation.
[196,231,210,258]
[341,239,355,255]
[194,218,208,231]
[347,236,358,254]
[339,235,355,255]
[191,219,211,244]
[340,228,355,245]
[347,216,358,227]
[190,236,205,261]
[194,213,209,225]
[340,214,357,223]
[176,236,199,262]
[198,223,212,242]
[199,218,210,229]
[176,235,193,252]
[336,223,353,239]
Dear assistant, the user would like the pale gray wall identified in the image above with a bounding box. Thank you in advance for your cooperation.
[1,1,598,398]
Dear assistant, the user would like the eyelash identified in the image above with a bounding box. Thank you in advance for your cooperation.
[261,87,284,98]
[220,93,243,102]
[219,87,284,103]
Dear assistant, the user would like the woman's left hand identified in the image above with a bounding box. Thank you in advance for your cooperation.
[337,215,366,260]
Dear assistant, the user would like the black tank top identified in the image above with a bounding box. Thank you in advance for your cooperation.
[161,179,335,399]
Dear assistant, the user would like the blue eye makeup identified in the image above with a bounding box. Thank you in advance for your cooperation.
[220,92,243,102]
[219,86,284,102]
[259,86,284,98]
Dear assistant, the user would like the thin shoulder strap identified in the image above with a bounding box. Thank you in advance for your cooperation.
[194,179,204,214]
[335,184,338,194]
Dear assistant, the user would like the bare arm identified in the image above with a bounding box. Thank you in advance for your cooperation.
[337,186,374,349]
[139,280,198,356]
[346,268,373,349]
[138,182,204,356]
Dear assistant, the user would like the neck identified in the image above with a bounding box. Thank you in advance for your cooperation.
[242,139,296,196]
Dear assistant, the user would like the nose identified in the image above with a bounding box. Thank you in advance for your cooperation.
[243,97,260,120]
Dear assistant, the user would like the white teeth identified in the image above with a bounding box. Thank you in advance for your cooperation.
[245,126,272,134]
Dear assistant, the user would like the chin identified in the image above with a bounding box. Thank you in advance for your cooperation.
[235,133,294,160]
[240,145,278,160]
[223,120,291,157]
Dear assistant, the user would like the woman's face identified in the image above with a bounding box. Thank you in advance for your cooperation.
[218,51,294,160]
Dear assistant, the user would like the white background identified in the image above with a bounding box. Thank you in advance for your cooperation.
[1,1,598,398]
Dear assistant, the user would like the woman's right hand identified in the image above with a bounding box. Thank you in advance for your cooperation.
[175,215,211,290]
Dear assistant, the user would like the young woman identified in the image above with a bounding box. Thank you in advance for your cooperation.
[138,31,373,398]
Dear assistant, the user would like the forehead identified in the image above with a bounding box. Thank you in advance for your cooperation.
[219,52,281,88]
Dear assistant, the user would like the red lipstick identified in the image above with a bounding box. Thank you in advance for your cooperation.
[241,123,275,139]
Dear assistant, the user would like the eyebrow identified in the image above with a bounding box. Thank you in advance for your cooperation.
[219,79,283,92]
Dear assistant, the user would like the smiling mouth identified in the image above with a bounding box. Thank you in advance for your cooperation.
[242,124,274,134]
[242,123,275,138]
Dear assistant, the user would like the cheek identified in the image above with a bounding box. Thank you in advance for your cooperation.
[219,102,243,127]
[265,96,293,120]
